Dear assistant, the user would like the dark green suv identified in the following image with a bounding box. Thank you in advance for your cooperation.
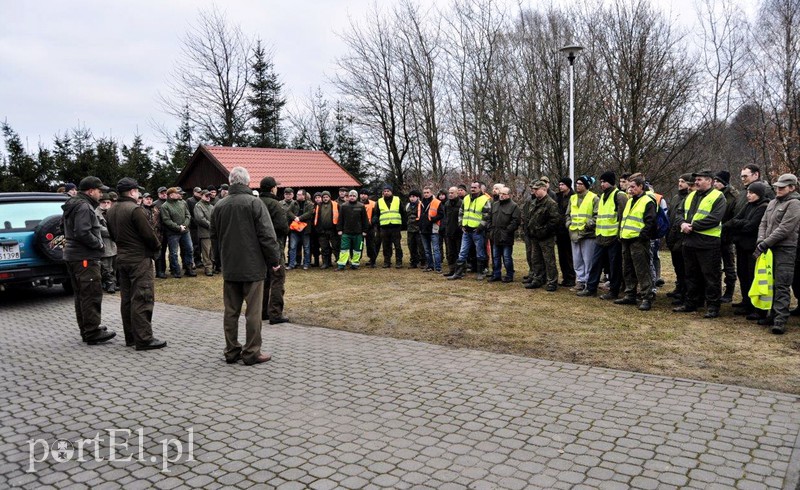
[0,192,71,292]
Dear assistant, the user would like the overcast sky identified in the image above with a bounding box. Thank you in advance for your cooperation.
[1,0,759,154]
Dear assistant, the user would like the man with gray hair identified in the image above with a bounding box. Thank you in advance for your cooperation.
[211,166,282,365]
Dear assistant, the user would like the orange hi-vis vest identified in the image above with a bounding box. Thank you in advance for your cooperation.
[428,198,441,225]
[364,200,376,223]
[314,201,339,226]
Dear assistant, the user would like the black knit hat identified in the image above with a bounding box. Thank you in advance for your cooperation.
[409,189,422,198]
[714,170,731,187]
[559,177,573,188]
[576,175,594,188]
[599,171,616,185]
[748,181,767,198]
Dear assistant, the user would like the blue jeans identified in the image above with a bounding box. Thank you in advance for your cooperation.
[586,240,622,294]
[167,233,194,275]
[420,233,442,270]
[457,230,486,263]
[491,243,514,279]
[289,231,310,267]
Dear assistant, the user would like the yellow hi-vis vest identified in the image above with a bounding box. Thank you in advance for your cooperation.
[569,191,597,232]
[749,250,773,310]
[683,189,723,237]
[462,194,490,228]
[377,197,401,225]
[596,190,622,237]
[619,194,655,239]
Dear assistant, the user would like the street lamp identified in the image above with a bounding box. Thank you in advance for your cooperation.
[560,44,584,185]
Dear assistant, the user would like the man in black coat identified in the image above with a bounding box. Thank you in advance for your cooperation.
[61,176,116,344]
[441,187,464,277]
[488,187,521,282]
[556,178,577,287]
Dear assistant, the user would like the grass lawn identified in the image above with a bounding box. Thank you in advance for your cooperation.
[156,238,800,395]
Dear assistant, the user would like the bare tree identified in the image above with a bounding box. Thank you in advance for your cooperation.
[336,5,413,190]
[442,0,510,181]
[583,0,698,183]
[744,0,800,174]
[161,8,251,146]
[396,0,447,182]
[506,7,604,182]
[287,88,335,152]
[697,0,748,124]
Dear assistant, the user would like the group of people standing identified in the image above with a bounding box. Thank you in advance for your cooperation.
[60,162,796,367]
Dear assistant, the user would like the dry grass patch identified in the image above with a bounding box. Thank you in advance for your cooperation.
[156,244,800,394]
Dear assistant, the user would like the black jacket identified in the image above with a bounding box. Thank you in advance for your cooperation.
[211,184,281,281]
[337,201,369,235]
[724,197,768,251]
[61,192,105,261]
[488,199,521,246]
[443,197,463,237]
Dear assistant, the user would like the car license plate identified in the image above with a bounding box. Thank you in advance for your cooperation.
[0,244,20,260]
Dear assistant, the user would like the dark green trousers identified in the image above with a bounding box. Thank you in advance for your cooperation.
[622,239,653,300]
[66,259,103,339]
[263,254,286,321]
[118,257,155,347]
[530,236,558,287]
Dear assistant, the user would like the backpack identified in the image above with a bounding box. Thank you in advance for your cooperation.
[653,201,670,239]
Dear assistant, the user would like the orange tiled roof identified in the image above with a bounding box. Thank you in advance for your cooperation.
[202,146,360,188]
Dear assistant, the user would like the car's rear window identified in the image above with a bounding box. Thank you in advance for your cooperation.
[0,201,64,232]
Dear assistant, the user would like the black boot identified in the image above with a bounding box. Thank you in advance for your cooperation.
[447,263,466,280]
[476,261,487,281]
[720,285,734,303]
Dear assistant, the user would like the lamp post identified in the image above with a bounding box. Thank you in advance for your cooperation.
[560,44,584,185]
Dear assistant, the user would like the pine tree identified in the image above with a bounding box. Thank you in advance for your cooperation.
[247,39,286,148]
[1,122,54,191]
[94,136,121,186]
[172,104,194,169]
[121,134,155,187]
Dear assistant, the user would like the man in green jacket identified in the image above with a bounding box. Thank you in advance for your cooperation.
[160,187,196,278]
[211,167,281,365]
[193,190,215,276]
[525,180,561,291]
[107,177,166,351]
[259,177,290,325]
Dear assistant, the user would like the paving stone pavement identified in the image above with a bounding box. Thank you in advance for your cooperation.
[1,290,800,490]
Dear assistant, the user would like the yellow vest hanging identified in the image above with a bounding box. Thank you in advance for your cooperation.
[377,197,402,225]
[569,191,597,232]
[462,194,490,228]
[596,190,622,237]
[749,250,773,310]
[619,194,654,239]
[683,189,723,238]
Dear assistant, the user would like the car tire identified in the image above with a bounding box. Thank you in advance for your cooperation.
[34,214,66,263]
[62,280,73,295]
